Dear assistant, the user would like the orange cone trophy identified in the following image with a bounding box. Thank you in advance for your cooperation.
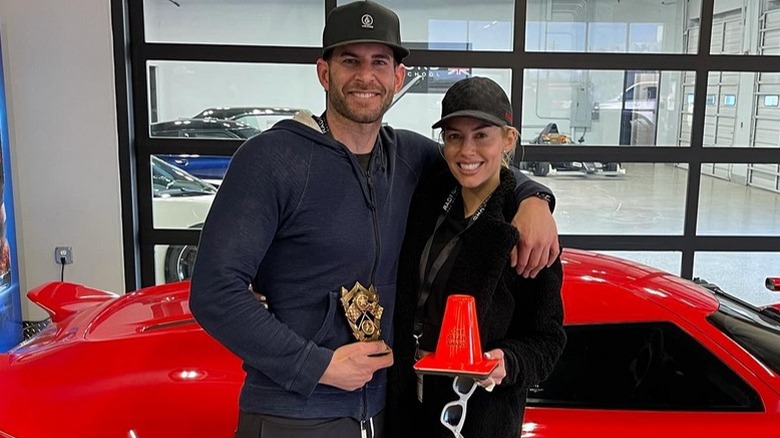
[413,294,499,378]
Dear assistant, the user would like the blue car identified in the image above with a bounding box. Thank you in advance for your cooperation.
[152,118,262,182]
[156,154,232,182]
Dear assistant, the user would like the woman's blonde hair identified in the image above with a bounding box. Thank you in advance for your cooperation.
[501,125,519,167]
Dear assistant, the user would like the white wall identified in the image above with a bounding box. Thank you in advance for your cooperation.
[0,0,124,320]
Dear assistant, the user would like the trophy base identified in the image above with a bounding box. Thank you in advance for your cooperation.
[413,355,499,379]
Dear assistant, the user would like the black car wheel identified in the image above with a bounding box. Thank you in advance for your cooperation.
[164,244,199,282]
[533,162,551,177]
[605,162,620,173]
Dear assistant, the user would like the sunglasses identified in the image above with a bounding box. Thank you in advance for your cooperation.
[439,376,477,438]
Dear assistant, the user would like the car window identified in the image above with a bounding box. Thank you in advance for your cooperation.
[234,127,261,139]
[151,156,217,198]
[528,322,763,412]
[151,129,177,138]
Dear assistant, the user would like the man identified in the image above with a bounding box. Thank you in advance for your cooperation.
[189,1,559,437]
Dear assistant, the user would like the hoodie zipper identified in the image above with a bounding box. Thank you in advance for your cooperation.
[365,168,381,286]
[362,158,381,432]
[316,114,381,282]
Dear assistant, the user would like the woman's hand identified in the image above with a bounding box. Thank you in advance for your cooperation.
[477,349,506,391]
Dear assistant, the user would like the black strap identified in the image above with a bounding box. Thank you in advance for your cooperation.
[413,215,460,337]
[313,113,330,134]
[412,187,492,340]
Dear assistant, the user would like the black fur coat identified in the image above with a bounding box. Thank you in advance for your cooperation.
[386,167,566,438]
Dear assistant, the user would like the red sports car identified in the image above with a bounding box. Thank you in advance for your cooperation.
[1,249,779,437]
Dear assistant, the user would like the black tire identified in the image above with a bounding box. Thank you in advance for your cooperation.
[533,162,550,177]
[164,244,199,282]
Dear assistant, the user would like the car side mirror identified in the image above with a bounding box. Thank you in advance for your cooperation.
[766,277,779,292]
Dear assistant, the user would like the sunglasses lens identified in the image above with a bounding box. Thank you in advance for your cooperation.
[454,376,474,395]
[442,404,464,426]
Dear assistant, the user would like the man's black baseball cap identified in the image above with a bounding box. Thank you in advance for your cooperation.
[432,77,513,129]
[322,1,410,61]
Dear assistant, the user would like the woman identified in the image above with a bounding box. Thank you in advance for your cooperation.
[387,77,566,438]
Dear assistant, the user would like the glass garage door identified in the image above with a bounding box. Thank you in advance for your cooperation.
[682,9,743,178]
[748,6,780,192]
[704,9,742,180]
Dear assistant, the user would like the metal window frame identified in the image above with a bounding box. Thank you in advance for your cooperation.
[112,0,780,290]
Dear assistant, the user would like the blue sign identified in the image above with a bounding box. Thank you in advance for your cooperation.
[0,33,22,352]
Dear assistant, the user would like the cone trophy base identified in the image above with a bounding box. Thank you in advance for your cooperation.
[413,355,499,379]
[412,294,499,379]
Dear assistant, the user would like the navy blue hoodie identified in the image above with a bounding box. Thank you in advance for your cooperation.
[189,112,552,421]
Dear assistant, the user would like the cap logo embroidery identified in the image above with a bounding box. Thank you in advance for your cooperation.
[361,14,374,29]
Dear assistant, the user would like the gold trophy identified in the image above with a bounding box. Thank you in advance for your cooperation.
[340,282,383,342]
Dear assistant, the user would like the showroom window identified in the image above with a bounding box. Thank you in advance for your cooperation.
[143,0,325,47]
[525,0,698,54]
[114,0,780,307]
[519,69,691,147]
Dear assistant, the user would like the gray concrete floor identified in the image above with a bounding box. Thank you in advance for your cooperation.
[532,163,780,307]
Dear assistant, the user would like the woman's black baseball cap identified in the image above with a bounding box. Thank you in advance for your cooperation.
[432,77,514,129]
[322,1,410,61]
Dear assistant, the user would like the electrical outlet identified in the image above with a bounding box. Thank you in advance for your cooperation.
[55,246,73,265]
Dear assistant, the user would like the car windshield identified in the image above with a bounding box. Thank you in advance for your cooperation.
[708,294,780,375]
[233,126,262,138]
[152,156,216,197]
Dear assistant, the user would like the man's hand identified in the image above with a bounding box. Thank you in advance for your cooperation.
[319,341,393,391]
[510,196,559,278]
